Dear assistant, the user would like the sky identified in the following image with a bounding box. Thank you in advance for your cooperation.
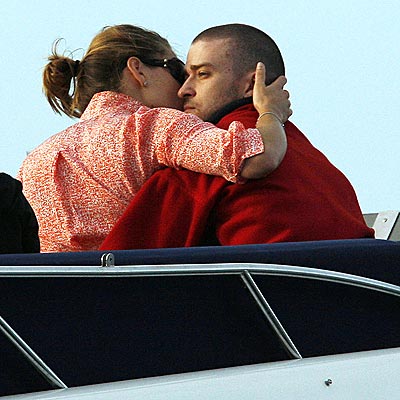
[1,0,399,213]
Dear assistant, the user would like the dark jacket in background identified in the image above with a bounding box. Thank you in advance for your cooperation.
[0,173,40,253]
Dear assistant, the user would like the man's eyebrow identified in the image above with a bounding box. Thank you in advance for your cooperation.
[188,63,214,70]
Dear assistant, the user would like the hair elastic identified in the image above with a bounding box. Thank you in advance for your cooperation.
[73,59,81,77]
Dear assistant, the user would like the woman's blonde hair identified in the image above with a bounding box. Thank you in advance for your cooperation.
[43,24,173,118]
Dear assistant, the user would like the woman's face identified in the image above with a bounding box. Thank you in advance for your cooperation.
[143,52,185,110]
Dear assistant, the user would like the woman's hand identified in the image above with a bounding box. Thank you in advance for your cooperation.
[253,62,292,123]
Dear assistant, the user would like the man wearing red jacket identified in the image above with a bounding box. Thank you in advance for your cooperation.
[100,24,374,250]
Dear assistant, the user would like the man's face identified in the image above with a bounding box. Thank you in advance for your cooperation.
[178,39,252,121]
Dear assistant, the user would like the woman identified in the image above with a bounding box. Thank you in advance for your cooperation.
[18,24,290,252]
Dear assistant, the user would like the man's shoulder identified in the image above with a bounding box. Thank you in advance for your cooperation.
[152,168,227,194]
[216,102,257,129]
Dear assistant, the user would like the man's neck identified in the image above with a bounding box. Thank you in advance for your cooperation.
[207,97,253,124]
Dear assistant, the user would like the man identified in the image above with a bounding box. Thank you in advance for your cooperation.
[100,24,374,250]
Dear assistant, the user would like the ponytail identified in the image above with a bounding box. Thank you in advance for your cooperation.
[43,40,81,118]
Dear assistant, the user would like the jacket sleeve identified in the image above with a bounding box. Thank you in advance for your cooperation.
[136,108,264,183]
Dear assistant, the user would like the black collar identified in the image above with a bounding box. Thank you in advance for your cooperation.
[207,97,253,124]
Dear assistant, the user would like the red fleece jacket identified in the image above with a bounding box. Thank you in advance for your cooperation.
[100,104,374,250]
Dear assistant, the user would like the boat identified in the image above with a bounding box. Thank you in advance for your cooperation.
[1,211,399,399]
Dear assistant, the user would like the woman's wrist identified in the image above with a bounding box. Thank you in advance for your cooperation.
[256,111,284,127]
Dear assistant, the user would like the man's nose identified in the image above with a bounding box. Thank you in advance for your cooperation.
[178,80,195,98]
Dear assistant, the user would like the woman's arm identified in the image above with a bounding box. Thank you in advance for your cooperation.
[147,63,291,182]
[241,63,290,179]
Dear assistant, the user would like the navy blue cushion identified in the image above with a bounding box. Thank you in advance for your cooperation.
[0,239,399,284]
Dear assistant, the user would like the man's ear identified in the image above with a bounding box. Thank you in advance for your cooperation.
[126,57,148,87]
[243,71,256,98]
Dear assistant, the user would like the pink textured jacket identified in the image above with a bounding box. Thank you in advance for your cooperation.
[18,91,264,252]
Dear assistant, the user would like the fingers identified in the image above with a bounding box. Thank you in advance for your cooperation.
[253,62,292,120]
[273,78,290,101]
[254,62,266,88]
[255,62,287,89]
[272,75,287,89]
